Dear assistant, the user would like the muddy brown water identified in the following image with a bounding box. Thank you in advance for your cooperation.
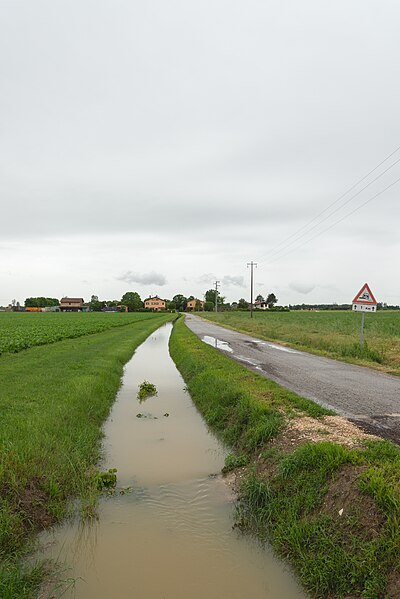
[39,323,306,598]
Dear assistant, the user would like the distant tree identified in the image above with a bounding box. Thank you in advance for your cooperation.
[204,301,214,312]
[172,294,187,311]
[121,291,143,312]
[25,297,59,307]
[255,294,264,303]
[195,299,203,311]
[204,289,225,307]
[167,300,177,311]
[89,294,104,312]
[205,289,216,304]
[266,293,278,309]
[238,298,249,309]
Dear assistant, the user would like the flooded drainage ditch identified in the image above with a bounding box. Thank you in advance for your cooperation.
[39,323,305,598]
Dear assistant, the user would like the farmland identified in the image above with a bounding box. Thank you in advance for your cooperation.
[0,311,162,354]
[200,310,400,375]
[0,312,174,597]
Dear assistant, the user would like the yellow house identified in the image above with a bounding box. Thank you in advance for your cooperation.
[144,296,166,311]
[186,298,205,311]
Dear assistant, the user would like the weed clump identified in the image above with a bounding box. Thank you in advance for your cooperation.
[95,468,117,491]
[137,380,157,401]
[223,453,249,473]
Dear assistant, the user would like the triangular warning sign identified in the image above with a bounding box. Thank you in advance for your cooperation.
[352,283,377,305]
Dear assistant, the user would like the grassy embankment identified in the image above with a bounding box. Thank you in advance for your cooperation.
[200,310,400,375]
[0,313,173,599]
[170,317,400,598]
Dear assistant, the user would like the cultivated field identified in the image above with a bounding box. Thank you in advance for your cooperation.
[0,311,161,354]
[0,312,174,598]
[200,310,400,374]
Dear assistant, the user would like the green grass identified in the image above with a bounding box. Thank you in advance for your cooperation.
[170,318,400,598]
[0,313,173,597]
[239,441,400,598]
[170,318,330,453]
[200,310,400,374]
[0,311,163,354]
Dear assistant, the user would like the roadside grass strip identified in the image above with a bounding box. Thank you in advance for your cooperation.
[0,314,173,598]
[170,317,400,598]
[200,310,400,375]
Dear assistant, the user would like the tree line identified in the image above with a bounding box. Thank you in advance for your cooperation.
[22,290,280,312]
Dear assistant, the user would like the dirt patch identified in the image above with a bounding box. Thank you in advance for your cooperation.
[271,414,378,453]
[321,464,384,542]
[386,569,400,598]
[223,467,248,495]
[18,478,56,531]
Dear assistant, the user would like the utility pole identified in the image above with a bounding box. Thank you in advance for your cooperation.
[214,281,220,313]
[247,262,257,318]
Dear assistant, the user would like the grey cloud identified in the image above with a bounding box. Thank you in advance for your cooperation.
[117,271,167,286]
[222,275,245,287]
[196,273,216,285]
[289,281,315,295]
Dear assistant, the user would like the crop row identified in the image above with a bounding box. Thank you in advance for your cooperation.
[0,312,160,354]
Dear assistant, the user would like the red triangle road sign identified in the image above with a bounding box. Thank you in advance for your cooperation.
[352,283,377,305]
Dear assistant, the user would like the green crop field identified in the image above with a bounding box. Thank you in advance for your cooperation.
[0,312,174,598]
[0,311,163,354]
[200,310,400,374]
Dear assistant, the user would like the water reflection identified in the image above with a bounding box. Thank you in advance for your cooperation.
[202,335,233,352]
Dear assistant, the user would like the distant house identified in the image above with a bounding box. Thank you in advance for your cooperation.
[254,300,268,310]
[144,296,166,311]
[59,297,85,312]
[186,298,205,311]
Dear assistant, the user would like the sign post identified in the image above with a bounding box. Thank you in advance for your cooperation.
[351,283,377,351]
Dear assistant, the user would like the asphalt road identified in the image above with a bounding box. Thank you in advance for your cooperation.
[185,314,400,443]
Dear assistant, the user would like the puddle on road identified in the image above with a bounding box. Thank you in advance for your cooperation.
[39,323,305,599]
[202,334,233,352]
[251,340,299,354]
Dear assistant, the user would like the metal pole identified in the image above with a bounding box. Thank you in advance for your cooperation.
[214,281,220,313]
[359,311,365,351]
[247,261,257,318]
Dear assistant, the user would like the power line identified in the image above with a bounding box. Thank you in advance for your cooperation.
[264,174,400,265]
[262,144,400,260]
[266,154,400,261]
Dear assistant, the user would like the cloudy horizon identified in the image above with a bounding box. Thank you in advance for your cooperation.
[1,1,399,307]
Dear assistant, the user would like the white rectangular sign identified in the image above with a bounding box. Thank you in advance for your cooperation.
[352,303,377,312]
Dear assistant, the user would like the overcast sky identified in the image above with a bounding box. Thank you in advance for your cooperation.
[1,0,399,306]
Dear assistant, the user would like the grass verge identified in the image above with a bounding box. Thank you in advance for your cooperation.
[0,313,173,598]
[170,317,400,598]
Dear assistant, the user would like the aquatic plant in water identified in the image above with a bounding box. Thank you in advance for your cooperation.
[95,468,117,490]
[137,380,157,401]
